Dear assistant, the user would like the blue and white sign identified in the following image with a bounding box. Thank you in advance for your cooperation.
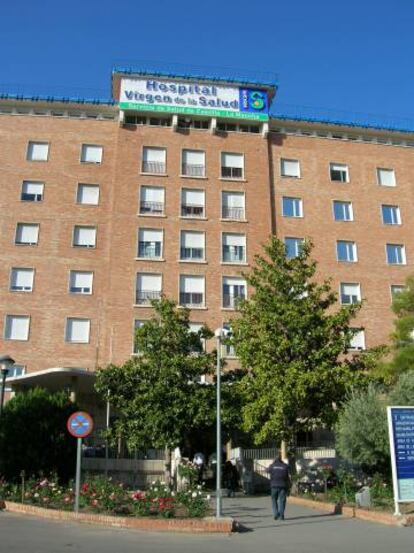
[119,77,269,121]
[387,406,414,513]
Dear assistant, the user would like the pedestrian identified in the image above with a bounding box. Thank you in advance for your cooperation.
[266,456,291,521]
[193,452,205,485]
[223,460,239,497]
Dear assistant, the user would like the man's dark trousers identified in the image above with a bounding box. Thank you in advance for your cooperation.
[271,486,287,519]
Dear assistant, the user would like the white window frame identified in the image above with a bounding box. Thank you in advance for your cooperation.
[285,237,304,259]
[69,271,94,295]
[333,200,354,222]
[65,317,91,344]
[15,223,39,246]
[386,244,406,265]
[377,167,396,187]
[137,228,164,259]
[390,284,406,301]
[135,273,162,305]
[10,268,35,292]
[222,276,247,309]
[180,230,206,262]
[282,196,303,218]
[340,282,361,305]
[80,144,103,164]
[179,275,205,308]
[381,204,401,225]
[222,233,247,264]
[76,184,100,206]
[280,158,300,178]
[336,240,357,263]
[21,181,44,202]
[3,365,26,391]
[330,163,349,183]
[4,315,30,341]
[220,152,244,180]
[181,188,206,218]
[72,225,97,248]
[181,149,206,178]
[142,147,167,175]
[27,141,49,161]
[139,186,165,216]
[221,191,246,220]
[349,329,366,351]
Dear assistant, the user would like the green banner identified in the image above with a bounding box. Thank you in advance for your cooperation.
[119,102,269,121]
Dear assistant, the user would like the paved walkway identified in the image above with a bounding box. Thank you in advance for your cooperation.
[1,495,414,553]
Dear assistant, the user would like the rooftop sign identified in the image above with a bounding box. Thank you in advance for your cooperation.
[119,77,269,121]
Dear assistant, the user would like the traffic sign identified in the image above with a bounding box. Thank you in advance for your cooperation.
[67,411,94,439]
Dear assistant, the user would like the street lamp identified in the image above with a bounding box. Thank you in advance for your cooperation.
[214,327,231,519]
[0,355,15,416]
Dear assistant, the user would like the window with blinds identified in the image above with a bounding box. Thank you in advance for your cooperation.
[15,223,39,245]
[10,268,34,292]
[77,184,100,205]
[81,144,103,164]
[221,152,244,179]
[73,226,97,248]
[180,231,205,261]
[138,229,163,258]
[27,142,49,161]
[69,271,93,294]
[182,150,206,177]
[222,277,246,308]
[377,168,396,187]
[340,283,361,305]
[181,188,205,217]
[222,191,245,220]
[5,315,30,341]
[349,329,365,351]
[222,233,246,263]
[280,159,300,178]
[65,318,90,343]
[136,273,162,304]
[179,275,205,307]
[140,186,165,215]
[21,181,44,202]
[142,147,166,174]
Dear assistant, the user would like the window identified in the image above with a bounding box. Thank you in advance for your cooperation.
[142,147,166,174]
[136,273,162,305]
[179,275,205,307]
[140,186,165,215]
[221,153,244,179]
[223,277,246,309]
[182,150,206,177]
[280,159,300,178]
[330,163,349,182]
[21,181,44,202]
[4,315,30,341]
[223,322,235,357]
[73,226,96,248]
[180,231,205,261]
[382,205,401,225]
[181,189,205,218]
[377,168,396,187]
[333,200,353,221]
[282,197,303,218]
[386,244,406,265]
[188,322,206,355]
[65,318,90,343]
[80,144,103,164]
[177,118,209,130]
[69,271,93,294]
[222,191,245,220]
[10,268,34,292]
[336,240,357,262]
[340,283,361,305]
[391,285,405,300]
[149,117,171,127]
[15,223,39,245]
[138,229,163,259]
[349,329,365,351]
[27,141,49,161]
[222,233,246,263]
[77,184,100,205]
[285,237,304,259]
[133,320,145,354]
[3,365,25,391]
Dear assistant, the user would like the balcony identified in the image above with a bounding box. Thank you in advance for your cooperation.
[221,166,243,179]
[142,161,166,174]
[181,204,205,218]
[139,201,164,215]
[182,163,205,177]
[222,206,245,220]
[138,242,162,259]
[136,289,162,305]
[179,292,204,307]
[222,246,245,263]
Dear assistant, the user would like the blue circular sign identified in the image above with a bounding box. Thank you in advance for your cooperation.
[67,411,94,438]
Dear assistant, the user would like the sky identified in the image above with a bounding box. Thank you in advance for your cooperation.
[1,0,414,127]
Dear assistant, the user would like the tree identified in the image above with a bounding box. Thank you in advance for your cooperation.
[95,298,241,482]
[0,388,78,481]
[230,237,366,451]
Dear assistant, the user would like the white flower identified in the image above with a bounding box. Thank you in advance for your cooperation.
[192,492,197,498]
[34,493,39,498]
[154,488,158,492]
[151,481,156,485]
[171,491,175,496]
[197,485,201,490]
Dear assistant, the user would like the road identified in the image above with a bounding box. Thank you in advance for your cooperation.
[1,495,413,553]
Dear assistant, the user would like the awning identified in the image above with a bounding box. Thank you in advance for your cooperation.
[9,367,96,395]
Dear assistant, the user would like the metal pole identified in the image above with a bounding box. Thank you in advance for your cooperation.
[216,334,222,518]
[74,438,82,513]
[0,369,9,417]
[104,394,110,477]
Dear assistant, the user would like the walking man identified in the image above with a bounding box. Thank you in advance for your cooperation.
[266,456,290,521]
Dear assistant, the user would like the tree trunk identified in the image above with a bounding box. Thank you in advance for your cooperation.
[280,440,288,462]
[164,446,172,487]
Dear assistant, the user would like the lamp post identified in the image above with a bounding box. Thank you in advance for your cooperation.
[0,355,15,416]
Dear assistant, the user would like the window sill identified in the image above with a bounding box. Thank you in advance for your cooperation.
[179,259,208,264]
[220,218,248,223]
[80,161,102,166]
[10,289,33,293]
[138,213,167,218]
[140,172,168,177]
[15,243,38,247]
[387,263,406,267]
[179,216,208,221]
[178,306,208,310]
[280,175,301,179]
[133,304,157,308]
[135,257,166,262]
[221,307,237,311]
[220,261,249,266]
[337,260,358,264]
[219,177,247,183]
[180,174,208,180]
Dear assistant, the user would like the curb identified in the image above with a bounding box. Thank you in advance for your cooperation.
[289,495,414,527]
[2,501,234,534]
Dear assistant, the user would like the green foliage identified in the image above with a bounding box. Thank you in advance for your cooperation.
[335,385,390,475]
[0,388,78,481]
[388,370,414,405]
[231,237,365,445]
[95,298,241,453]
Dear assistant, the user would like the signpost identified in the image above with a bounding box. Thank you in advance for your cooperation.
[67,411,94,513]
[387,406,414,516]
